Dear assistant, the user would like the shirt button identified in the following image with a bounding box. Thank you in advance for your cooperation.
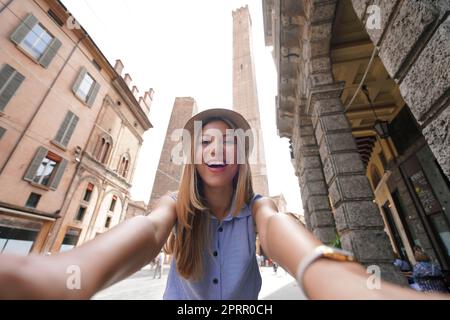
[213,278,219,284]
[213,251,218,256]
[218,227,223,232]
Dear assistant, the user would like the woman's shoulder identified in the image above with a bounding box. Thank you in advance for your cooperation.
[247,193,272,214]
[247,193,262,208]
[249,194,277,208]
[251,193,263,202]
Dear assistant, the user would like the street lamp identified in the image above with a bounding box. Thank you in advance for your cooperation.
[361,85,390,139]
[374,120,390,139]
[361,84,396,173]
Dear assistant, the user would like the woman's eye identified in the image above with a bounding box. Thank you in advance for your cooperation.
[201,139,210,145]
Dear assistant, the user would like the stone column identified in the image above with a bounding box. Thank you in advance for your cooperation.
[296,106,337,244]
[310,83,406,285]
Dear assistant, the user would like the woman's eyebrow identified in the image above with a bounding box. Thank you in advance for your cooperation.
[201,133,235,138]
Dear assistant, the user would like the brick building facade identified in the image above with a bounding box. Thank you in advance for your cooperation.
[0,0,152,254]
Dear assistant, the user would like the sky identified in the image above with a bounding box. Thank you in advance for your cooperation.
[62,0,303,214]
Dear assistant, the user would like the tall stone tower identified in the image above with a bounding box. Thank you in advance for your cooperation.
[148,97,197,210]
[232,6,269,197]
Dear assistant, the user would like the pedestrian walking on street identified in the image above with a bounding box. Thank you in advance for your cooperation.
[1,109,449,300]
[410,246,448,293]
[153,251,164,279]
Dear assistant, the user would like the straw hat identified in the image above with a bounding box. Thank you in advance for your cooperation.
[182,108,254,158]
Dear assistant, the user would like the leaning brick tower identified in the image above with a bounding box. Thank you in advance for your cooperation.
[232,6,269,197]
[148,97,197,210]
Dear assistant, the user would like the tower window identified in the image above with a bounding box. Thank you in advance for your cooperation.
[109,195,117,212]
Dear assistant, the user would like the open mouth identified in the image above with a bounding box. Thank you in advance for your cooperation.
[206,163,228,169]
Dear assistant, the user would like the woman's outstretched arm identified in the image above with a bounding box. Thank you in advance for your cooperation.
[0,195,177,299]
[252,197,449,300]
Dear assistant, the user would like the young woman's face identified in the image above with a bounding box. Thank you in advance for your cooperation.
[195,120,240,188]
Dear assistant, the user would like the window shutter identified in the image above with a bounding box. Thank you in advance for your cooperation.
[38,37,62,68]
[0,65,15,89]
[86,82,100,107]
[61,113,78,147]
[72,67,87,96]
[54,111,71,144]
[54,111,78,147]
[0,64,25,112]
[10,13,38,45]
[49,158,67,190]
[23,146,48,182]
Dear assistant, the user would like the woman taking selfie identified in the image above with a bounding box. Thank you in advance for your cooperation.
[0,109,448,300]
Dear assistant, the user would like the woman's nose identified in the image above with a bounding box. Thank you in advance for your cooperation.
[207,144,215,157]
[204,142,226,162]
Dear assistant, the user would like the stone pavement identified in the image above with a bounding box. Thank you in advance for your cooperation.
[259,267,305,300]
[92,265,305,300]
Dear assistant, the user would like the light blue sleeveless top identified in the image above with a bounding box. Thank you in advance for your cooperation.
[163,193,263,300]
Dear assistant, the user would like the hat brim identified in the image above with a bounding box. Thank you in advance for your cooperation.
[182,108,254,159]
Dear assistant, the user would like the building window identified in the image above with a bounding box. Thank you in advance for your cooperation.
[109,195,117,212]
[33,153,58,186]
[59,228,81,252]
[10,14,62,68]
[83,183,94,202]
[105,216,112,228]
[94,135,112,164]
[118,154,130,178]
[75,206,87,222]
[101,142,110,163]
[0,64,25,112]
[72,67,100,107]
[0,217,42,255]
[25,192,41,208]
[53,111,79,148]
[23,147,68,190]
[77,73,94,101]
[21,23,53,60]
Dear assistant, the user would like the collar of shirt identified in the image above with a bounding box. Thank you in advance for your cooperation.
[209,192,252,222]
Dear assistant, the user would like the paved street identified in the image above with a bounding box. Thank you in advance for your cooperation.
[92,265,305,300]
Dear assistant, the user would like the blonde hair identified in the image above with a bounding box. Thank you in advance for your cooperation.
[164,118,254,280]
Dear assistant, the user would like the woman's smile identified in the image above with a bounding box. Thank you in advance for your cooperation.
[205,162,229,173]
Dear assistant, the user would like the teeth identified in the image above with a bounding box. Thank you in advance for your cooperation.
[207,163,226,167]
